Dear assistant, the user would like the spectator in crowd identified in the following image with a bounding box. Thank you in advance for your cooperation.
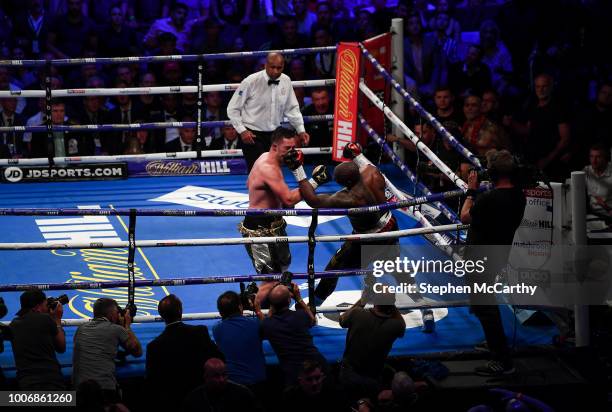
[461,94,506,156]
[573,81,612,168]
[73,94,110,155]
[203,91,226,142]
[403,12,446,100]
[190,16,229,54]
[11,0,50,58]
[211,0,254,26]
[209,125,242,150]
[9,289,66,390]
[261,282,324,386]
[293,0,317,37]
[123,124,156,154]
[428,0,461,42]
[433,86,464,137]
[165,116,206,152]
[338,295,406,402]
[282,359,351,412]
[0,98,26,158]
[302,88,334,151]
[98,4,139,57]
[377,371,423,412]
[479,19,514,96]
[146,294,222,411]
[461,149,526,376]
[511,73,571,181]
[182,358,260,412]
[137,72,163,122]
[143,2,198,53]
[312,26,337,79]
[227,52,309,171]
[212,291,266,389]
[312,1,353,42]
[30,99,83,157]
[0,67,26,115]
[583,143,612,219]
[431,11,459,64]
[127,0,171,31]
[270,16,309,54]
[108,80,144,155]
[160,61,183,86]
[22,76,62,149]
[448,44,492,97]
[72,298,142,403]
[155,32,180,56]
[47,0,96,58]
[9,46,38,89]
[481,88,501,122]
[157,93,181,148]
[288,58,307,81]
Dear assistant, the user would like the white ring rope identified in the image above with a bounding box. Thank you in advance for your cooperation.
[0,300,470,327]
[0,223,468,251]
[359,80,468,190]
[0,147,332,166]
[1,79,336,99]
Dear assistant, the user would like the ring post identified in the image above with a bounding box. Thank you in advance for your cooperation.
[307,209,319,314]
[44,59,54,166]
[127,209,137,316]
[390,18,405,162]
[195,56,204,159]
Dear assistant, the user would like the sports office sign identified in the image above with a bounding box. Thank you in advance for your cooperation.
[1,163,127,183]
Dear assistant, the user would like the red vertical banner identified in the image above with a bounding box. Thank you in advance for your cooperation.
[332,42,361,162]
[361,33,392,143]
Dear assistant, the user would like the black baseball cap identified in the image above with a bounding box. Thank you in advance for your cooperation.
[16,289,46,316]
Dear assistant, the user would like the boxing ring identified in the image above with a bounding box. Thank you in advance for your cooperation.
[0,43,558,380]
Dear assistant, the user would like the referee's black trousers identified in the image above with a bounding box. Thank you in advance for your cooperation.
[243,129,273,172]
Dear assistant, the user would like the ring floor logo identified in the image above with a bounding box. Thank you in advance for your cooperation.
[301,290,448,329]
[4,166,23,182]
[150,185,344,227]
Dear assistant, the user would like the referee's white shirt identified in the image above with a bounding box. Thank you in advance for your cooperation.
[227,70,306,135]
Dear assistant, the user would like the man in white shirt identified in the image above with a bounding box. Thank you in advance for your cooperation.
[584,143,612,218]
[227,52,309,172]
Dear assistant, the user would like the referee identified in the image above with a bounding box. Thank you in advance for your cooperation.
[227,52,310,172]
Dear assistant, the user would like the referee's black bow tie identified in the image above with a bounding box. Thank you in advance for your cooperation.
[268,79,280,86]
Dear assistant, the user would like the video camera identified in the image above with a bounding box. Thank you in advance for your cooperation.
[47,294,69,310]
[240,281,259,310]
[471,156,539,189]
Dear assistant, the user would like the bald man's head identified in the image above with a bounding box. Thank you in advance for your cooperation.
[204,358,227,391]
[334,161,361,188]
[268,283,291,311]
[265,53,285,80]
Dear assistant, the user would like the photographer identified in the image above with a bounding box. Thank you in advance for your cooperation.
[9,289,66,390]
[213,291,266,388]
[72,298,142,402]
[460,149,526,376]
[260,281,323,386]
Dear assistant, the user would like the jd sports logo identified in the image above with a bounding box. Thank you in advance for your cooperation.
[4,167,23,182]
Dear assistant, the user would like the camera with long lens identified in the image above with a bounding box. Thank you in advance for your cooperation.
[118,303,137,319]
[240,281,259,310]
[47,294,69,310]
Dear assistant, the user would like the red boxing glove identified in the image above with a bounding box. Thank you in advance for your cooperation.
[282,148,304,171]
[342,142,363,159]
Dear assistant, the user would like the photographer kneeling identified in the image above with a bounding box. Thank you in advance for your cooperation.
[10,290,66,390]
[460,149,526,376]
[73,298,142,402]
